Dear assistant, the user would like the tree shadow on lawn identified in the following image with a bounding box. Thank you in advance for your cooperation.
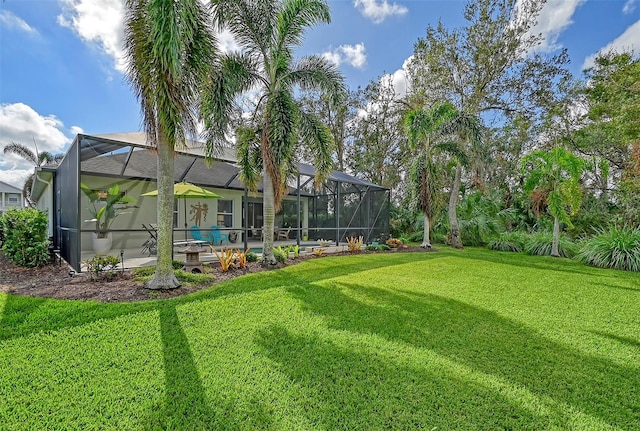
[0,252,439,342]
[257,325,549,430]
[142,303,274,430]
[286,282,640,429]
[455,248,612,276]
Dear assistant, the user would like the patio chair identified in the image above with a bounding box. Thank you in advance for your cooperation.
[250,226,263,241]
[277,227,290,241]
[209,225,229,246]
[190,226,207,243]
[141,223,157,256]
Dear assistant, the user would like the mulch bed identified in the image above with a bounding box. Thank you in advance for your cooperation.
[0,246,435,303]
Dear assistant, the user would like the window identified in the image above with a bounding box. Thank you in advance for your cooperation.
[217,199,233,227]
[8,195,19,205]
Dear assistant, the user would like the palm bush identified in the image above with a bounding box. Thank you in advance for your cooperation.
[524,231,577,258]
[487,231,528,252]
[576,226,640,272]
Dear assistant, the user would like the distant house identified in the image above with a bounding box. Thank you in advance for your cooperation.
[0,181,24,213]
[32,132,390,271]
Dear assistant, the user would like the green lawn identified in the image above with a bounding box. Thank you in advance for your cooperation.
[1,248,638,430]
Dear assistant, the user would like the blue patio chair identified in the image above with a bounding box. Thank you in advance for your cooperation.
[190,225,207,242]
[209,225,229,246]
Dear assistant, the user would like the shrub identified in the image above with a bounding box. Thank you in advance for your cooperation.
[234,248,251,269]
[386,238,402,248]
[488,231,528,253]
[366,244,391,251]
[273,246,288,263]
[211,246,235,272]
[576,227,640,272]
[347,236,363,253]
[246,251,258,263]
[0,208,49,267]
[84,255,120,280]
[172,260,184,270]
[408,231,423,243]
[524,232,577,258]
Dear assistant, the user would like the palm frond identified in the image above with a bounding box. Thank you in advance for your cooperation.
[276,0,331,51]
[285,55,345,95]
[298,110,334,184]
[3,142,38,165]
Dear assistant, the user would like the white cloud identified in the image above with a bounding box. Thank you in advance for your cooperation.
[582,20,640,70]
[520,0,585,53]
[354,0,408,24]
[57,0,238,74]
[57,0,126,72]
[0,103,73,187]
[623,0,638,14]
[218,29,240,53]
[70,125,85,136]
[380,55,412,100]
[322,43,367,69]
[0,10,38,35]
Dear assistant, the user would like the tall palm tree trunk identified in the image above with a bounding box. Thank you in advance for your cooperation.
[421,214,432,248]
[448,164,463,249]
[551,217,561,257]
[262,167,277,265]
[147,131,181,289]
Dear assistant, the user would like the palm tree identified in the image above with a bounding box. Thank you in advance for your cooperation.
[3,141,63,207]
[404,102,478,249]
[521,147,586,257]
[201,0,345,264]
[123,0,216,289]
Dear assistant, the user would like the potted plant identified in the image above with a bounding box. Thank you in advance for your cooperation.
[81,183,137,254]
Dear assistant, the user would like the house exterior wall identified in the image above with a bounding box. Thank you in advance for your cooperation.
[0,181,24,213]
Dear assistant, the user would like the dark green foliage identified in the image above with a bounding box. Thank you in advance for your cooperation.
[524,231,577,258]
[0,208,49,267]
[84,255,121,280]
[487,231,528,252]
[246,251,259,263]
[577,226,640,272]
[366,244,391,251]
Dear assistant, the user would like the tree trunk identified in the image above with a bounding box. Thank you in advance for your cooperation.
[448,164,463,249]
[146,130,181,289]
[551,217,561,257]
[421,213,431,248]
[262,166,277,265]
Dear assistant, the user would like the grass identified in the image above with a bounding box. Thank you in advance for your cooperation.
[1,248,638,430]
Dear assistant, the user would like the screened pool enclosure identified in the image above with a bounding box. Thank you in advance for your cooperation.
[33,133,389,271]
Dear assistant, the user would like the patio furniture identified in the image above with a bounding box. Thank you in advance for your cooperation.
[141,223,157,256]
[209,225,229,246]
[277,227,290,240]
[190,225,208,243]
[250,226,263,241]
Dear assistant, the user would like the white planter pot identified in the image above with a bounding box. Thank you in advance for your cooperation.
[92,232,113,255]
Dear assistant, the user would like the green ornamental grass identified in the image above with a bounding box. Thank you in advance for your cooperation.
[577,226,640,272]
[1,248,638,430]
[524,231,577,258]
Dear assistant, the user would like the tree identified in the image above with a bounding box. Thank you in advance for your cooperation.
[404,102,467,248]
[3,141,63,207]
[346,78,409,193]
[521,147,586,257]
[201,0,345,264]
[123,0,216,289]
[298,88,351,171]
[408,0,572,245]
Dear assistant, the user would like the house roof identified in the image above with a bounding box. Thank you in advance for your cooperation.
[0,180,22,193]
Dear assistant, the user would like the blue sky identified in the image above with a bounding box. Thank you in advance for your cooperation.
[1,0,639,187]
